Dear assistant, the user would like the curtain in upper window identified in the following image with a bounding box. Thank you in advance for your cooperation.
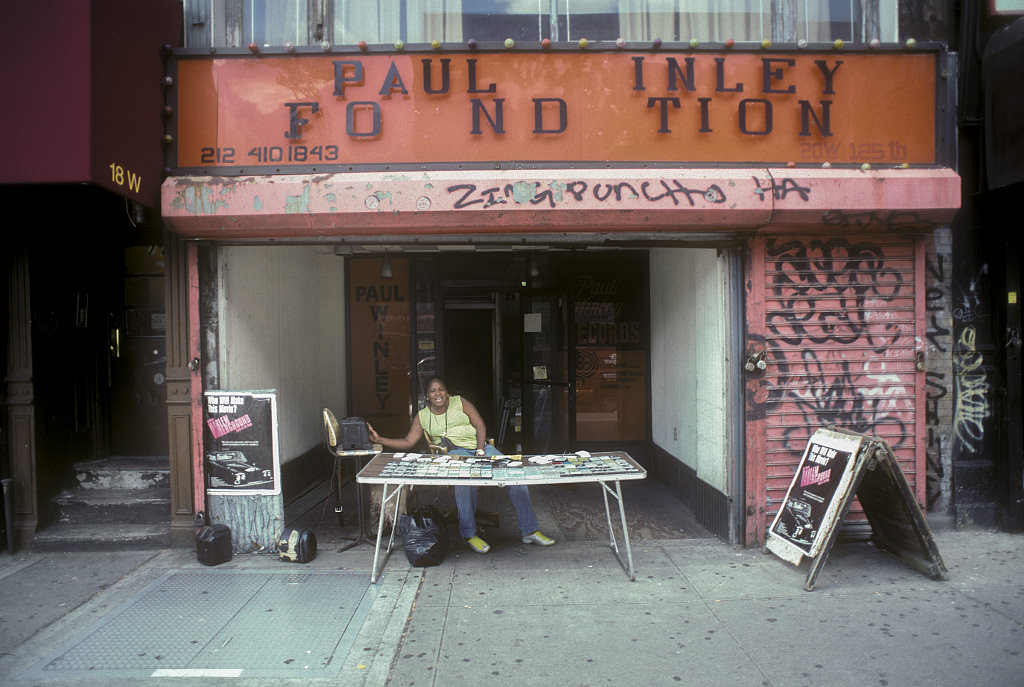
[619,0,768,43]
[244,0,306,46]
[184,0,900,49]
[334,0,464,43]
[799,0,832,42]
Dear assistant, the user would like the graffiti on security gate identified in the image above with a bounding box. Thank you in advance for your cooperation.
[765,237,907,351]
[760,237,917,457]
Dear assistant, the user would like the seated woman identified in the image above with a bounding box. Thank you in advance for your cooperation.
[367,376,555,554]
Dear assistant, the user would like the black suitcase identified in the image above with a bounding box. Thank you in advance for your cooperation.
[338,417,371,450]
[278,527,317,563]
[196,524,232,566]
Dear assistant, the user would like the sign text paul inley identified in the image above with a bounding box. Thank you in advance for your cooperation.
[284,56,842,140]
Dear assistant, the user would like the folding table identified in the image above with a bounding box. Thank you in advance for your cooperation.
[356,450,647,583]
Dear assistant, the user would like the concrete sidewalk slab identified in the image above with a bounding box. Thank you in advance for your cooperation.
[391,598,771,686]
[0,551,162,656]
[387,534,1024,687]
[713,588,1019,686]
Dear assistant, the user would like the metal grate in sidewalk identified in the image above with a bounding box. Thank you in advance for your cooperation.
[19,569,375,680]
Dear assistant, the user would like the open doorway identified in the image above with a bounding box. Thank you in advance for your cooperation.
[442,303,498,437]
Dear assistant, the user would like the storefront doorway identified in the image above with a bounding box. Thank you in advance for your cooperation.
[207,243,740,541]
[442,301,499,442]
[352,250,650,456]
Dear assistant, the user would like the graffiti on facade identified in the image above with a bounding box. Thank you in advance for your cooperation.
[446,179,727,209]
[822,209,938,232]
[752,176,811,202]
[924,230,953,512]
[952,264,989,323]
[952,325,991,454]
[762,237,914,454]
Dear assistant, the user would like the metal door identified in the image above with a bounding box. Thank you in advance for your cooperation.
[751,236,924,540]
[108,248,168,456]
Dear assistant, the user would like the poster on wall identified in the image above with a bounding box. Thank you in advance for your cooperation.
[766,428,864,564]
[203,390,281,495]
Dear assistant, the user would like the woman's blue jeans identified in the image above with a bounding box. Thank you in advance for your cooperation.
[449,446,539,539]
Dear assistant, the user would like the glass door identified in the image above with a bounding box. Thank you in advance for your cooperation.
[521,291,574,453]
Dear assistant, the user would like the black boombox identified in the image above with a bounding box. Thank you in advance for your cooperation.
[278,527,317,563]
[337,417,371,450]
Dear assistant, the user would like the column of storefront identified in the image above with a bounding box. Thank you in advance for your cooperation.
[164,233,200,544]
[5,248,37,549]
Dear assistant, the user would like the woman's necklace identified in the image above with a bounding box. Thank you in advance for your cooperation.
[429,403,448,439]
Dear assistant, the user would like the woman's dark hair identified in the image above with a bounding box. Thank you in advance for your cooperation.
[424,376,446,394]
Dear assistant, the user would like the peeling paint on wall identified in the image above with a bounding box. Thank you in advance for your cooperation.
[285,184,310,213]
[169,183,229,215]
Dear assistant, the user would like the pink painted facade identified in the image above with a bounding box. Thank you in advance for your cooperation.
[161,168,959,237]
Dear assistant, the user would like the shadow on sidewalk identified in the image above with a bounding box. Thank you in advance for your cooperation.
[287,472,716,551]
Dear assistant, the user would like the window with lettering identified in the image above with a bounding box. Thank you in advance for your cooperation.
[349,256,413,438]
[570,253,648,442]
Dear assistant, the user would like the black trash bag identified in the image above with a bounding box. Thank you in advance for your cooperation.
[399,506,449,567]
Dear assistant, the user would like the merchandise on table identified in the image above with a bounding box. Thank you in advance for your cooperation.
[376,452,641,480]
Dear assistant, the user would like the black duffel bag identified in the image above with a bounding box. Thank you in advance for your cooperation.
[399,506,449,567]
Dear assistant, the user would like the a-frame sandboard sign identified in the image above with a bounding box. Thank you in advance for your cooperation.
[765,427,948,591]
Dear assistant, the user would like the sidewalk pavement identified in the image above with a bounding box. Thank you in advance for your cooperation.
[0,526,1021,687]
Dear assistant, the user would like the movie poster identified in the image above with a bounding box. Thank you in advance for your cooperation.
[203,390,281,495]
[768,429,864,559]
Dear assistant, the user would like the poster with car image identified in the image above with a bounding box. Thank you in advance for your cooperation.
[203,390,280,495]
[766,428,864,564]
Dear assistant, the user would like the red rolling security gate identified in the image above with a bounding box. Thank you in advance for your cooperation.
[746,235,926,544]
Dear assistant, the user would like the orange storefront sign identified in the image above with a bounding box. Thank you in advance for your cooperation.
[174,50,938,169]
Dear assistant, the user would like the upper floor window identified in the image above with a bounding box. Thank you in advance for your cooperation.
[187,0,323,47]
[243,1,308,46]
[185,0,899,48]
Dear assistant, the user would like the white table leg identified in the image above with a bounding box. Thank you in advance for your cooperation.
[370,482,404,584]
[600,480,636,581]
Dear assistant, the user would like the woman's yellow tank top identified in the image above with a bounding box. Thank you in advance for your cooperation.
[418,396,477,450]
